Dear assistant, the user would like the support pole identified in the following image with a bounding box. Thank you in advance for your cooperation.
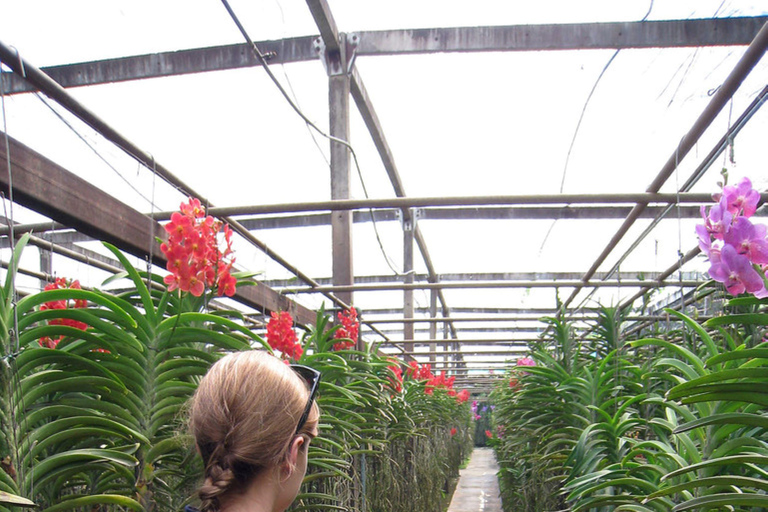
[429,288,437,365]
[39,239,52,289]
[327,34,354,310]
[403,211,415,355]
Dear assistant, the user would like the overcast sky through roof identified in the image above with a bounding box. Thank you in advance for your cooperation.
[2,1,768,373]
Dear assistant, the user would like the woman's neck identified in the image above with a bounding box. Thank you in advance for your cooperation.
[219,471,279,512]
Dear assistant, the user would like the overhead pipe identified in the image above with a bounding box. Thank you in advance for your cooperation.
[278,279,701,293]
[147,192,718,220]
[365,314,701,323]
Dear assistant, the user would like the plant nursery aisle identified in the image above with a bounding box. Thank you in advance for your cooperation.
[446,448,502,512]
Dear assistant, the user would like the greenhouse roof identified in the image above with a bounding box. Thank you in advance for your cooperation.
[1,0,768,391]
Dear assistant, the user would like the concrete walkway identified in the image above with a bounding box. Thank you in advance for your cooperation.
[447,447,503,512]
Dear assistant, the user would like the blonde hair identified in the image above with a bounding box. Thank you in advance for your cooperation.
[189,350,319,512]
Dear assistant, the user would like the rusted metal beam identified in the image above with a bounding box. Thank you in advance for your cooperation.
[0,133,163,260]
[3,18,765,94]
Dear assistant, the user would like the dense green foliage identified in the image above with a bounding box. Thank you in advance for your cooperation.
[492,301,768,512]
[0,235,472,512]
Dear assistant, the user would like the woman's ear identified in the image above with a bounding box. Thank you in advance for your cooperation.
[281,436,305,478]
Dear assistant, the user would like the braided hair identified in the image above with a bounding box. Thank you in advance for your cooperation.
[189,351,318,512]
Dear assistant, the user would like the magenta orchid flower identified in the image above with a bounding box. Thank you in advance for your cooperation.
[701,196,733,239]
[696,224,712,256]
[724,217,768,265]
[723,176,761,217]
[709,244,767,297]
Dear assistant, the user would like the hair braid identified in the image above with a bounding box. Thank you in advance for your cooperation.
[189,351,320,511]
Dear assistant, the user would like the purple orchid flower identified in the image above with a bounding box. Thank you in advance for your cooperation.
[724,217,768,265]
[701,196,733,239]
[696,224,712,256]
[709,244,767,296]
[723,177,761,217]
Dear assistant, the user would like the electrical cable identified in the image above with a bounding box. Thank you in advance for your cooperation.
[218,0,403,276]
[271,0,330,167]
[34,93,160,212]
[539,0,655,257]
[0,59,30,495]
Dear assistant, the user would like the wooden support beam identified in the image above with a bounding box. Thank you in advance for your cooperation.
[0,132,317,325]
[0,134,164,259]
[3,18,764,94]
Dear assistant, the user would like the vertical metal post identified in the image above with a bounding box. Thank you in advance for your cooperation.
[443,319,450,370]
[328,34,354,311]
[39,240,52,289]
[429,288,437,365]
[403,211,414,355]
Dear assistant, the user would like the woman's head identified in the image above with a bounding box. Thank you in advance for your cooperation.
[189,350,320,512]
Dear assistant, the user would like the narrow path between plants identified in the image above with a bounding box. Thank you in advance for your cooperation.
[446,447,502,512]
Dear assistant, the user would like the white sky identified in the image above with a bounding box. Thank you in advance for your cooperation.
[1,0,768,372]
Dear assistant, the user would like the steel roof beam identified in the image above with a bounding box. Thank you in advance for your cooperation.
[3,17,765,94]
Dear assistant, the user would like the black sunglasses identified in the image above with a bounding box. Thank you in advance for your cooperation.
[290,364,321,435]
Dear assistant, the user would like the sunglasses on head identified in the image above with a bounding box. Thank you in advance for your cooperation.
[290,364,321,435]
